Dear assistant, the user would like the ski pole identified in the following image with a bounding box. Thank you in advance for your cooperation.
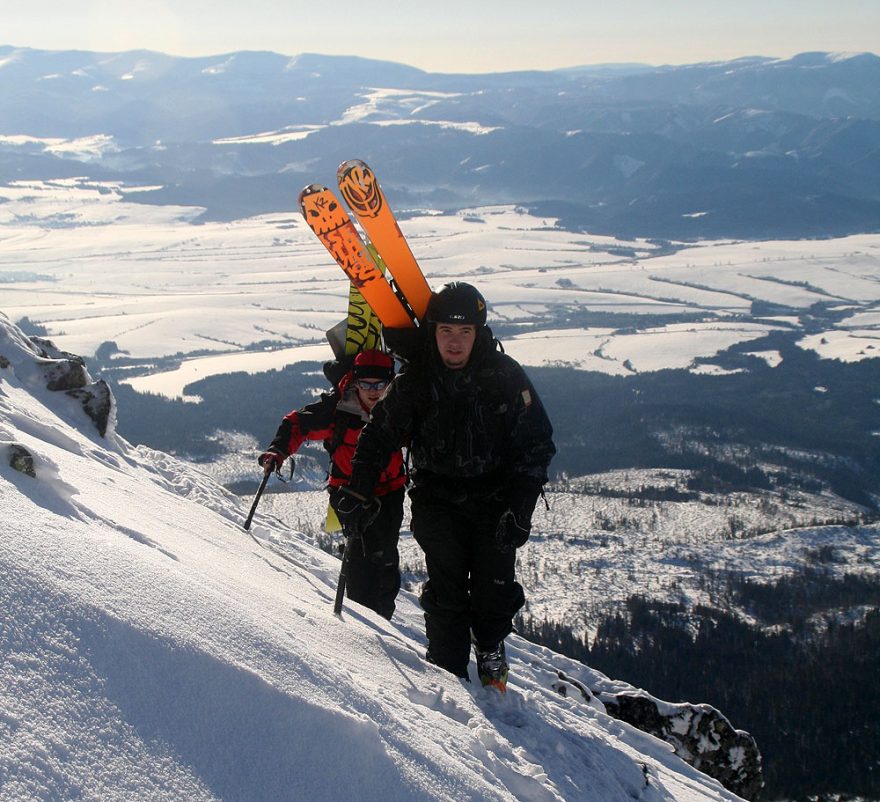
[243,469,271,531]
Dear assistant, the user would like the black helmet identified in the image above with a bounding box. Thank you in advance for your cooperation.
[425,282,487,327]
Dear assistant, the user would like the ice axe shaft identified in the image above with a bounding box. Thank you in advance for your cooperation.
[332,500,378,616]
[243,469,271,531]
[333,530,354,615]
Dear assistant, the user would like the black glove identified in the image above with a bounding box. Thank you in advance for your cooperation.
[335,490,381,537]
[495,477,543,551]
[495,509,531,551]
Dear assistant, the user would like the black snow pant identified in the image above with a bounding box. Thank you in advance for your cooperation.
[410,484,526,678]
[331,487,404,620]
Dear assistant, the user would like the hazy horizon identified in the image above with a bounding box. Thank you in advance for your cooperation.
[3,0,879,74]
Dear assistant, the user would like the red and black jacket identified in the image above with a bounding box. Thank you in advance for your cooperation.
[266,377,406,496]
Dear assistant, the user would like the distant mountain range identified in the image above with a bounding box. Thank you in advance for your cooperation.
[1,45,879,239]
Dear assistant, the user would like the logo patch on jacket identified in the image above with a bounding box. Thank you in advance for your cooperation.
[521,389,532,407]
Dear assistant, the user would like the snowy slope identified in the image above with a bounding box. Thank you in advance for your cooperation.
[0,316,753,801]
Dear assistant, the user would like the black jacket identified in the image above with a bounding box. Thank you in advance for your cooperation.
[349,327,555,501]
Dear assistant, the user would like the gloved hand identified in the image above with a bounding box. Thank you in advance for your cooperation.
[258,450,285,473]
[495,477,543,551]
[495,509,531,551]
[335,490,381,537]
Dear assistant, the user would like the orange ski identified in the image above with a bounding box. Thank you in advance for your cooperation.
[299,184,414,329]
[337,160,432,321]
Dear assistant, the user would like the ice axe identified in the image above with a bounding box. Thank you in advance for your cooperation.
[332,497,381,616]
[243,457,294,531]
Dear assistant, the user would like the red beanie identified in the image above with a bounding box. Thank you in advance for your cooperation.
[353,350,394,380]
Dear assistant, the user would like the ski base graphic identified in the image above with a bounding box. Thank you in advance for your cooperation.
[299,184,414,329]
[338,159,432,321]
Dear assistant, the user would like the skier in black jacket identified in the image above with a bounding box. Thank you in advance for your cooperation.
[337,282,555,690]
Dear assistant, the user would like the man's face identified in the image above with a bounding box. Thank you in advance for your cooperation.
[355,378,389,411]
[435,323,477,369]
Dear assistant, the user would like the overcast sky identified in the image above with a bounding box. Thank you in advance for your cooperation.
[4,0,879,72]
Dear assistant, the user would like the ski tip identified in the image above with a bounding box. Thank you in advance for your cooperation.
[297,183,329,206]
[337,158,369,179]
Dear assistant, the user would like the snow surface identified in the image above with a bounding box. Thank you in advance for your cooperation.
[209,87,500,144]
[1,313,745,800]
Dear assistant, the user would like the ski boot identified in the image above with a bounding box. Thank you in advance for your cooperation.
[475,641,509,693]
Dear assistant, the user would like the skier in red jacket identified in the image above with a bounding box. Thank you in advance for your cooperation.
[259,350,405,619]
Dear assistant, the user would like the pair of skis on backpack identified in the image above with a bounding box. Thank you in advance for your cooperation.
[298,159,431,362]
[299,160,428,532]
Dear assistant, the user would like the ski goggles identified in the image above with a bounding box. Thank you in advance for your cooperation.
[355,379,390,391]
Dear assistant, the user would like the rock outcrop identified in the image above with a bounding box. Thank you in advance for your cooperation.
[600,690,762,800]
[1,314,115,439]
[553,669,763,800]
[7,443,36,477]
